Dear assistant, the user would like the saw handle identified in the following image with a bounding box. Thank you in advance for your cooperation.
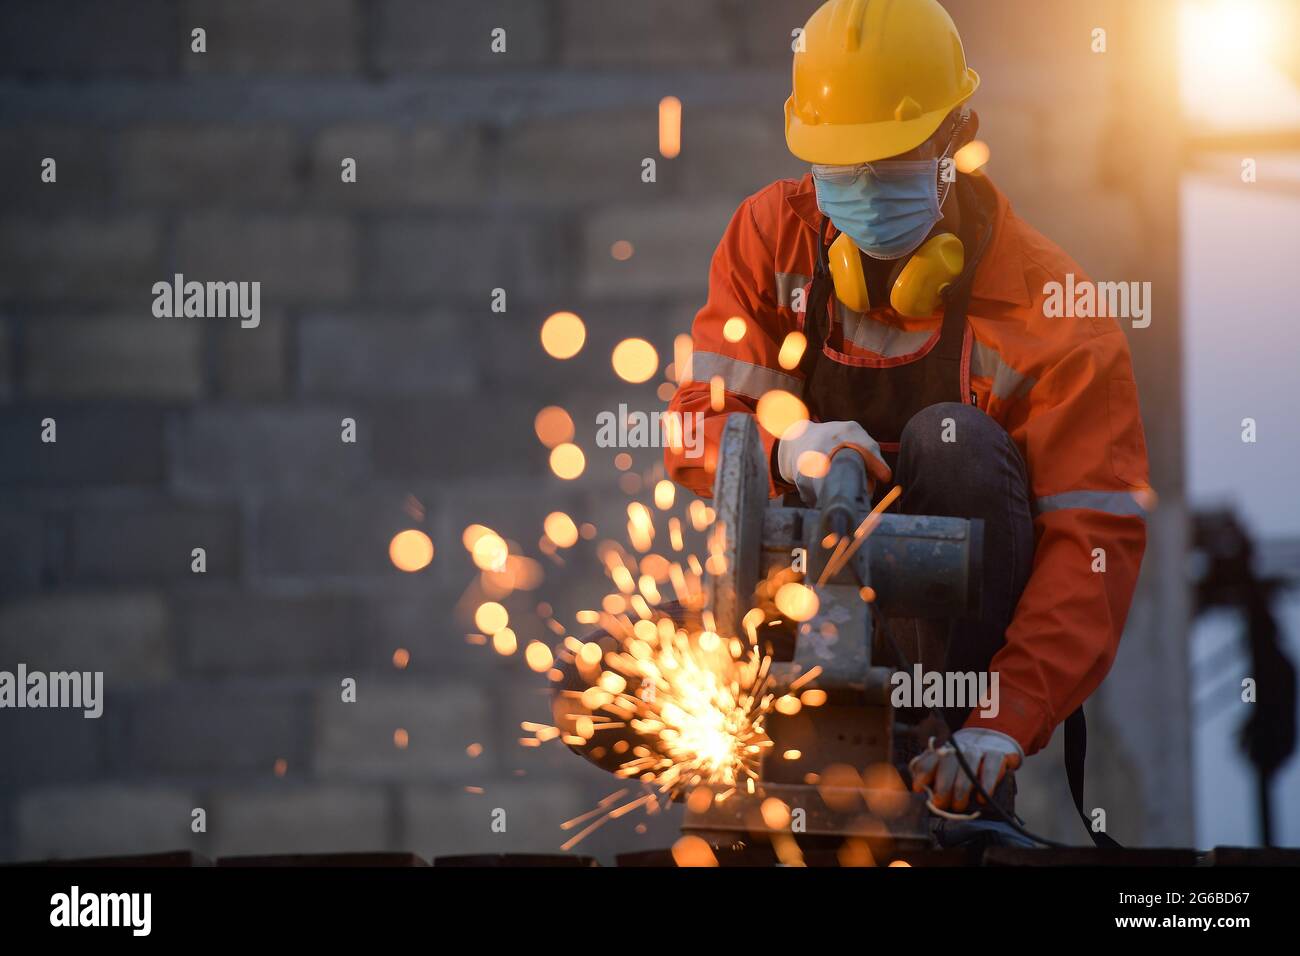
[819,446,869,541]
[809,449,871,586]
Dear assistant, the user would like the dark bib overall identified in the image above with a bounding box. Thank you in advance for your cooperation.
[797,174,993,476]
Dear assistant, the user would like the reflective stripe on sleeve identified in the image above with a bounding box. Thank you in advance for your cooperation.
[685,351,803,401]
[775,272,811,310]
[1035,490,1147,518]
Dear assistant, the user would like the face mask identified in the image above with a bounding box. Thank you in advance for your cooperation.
[813,159,949,260]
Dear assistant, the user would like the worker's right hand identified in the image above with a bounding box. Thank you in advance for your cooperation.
[775,419,891,506]
[910,728,1024,813]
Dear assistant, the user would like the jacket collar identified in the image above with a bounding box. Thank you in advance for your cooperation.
[785,172,1031,308]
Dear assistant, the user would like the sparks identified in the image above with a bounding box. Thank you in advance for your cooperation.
[523,612,776,852]
[462,434,783,850]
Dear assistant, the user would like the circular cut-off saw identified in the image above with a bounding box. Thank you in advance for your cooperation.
[556,414,985,851]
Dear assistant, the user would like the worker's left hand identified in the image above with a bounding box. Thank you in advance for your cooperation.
[909,728,1024,812]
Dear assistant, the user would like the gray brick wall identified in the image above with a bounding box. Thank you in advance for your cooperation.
[207,784,389,857]
[0,592,174,682]
[121,127,302,205]
[175,214,358,302]
[372,0,553,72]
[184,0,362,75]
[25,317,203,400]
[17,785,197,861]
[0,0,1188,862]
[0,217,161,301]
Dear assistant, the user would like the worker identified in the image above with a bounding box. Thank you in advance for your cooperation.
[665,0,1150,814]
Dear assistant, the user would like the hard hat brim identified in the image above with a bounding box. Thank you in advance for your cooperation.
[784,69,979,165]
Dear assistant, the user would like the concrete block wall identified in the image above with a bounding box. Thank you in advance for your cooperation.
[0,0,1187,861]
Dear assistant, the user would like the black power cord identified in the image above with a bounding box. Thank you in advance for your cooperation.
[874,604,1074,849]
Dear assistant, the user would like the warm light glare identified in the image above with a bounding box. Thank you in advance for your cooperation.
[540,311,586,359]
[493,627,518,656]
[673,334,693,383]
[653,479,676,510]
[775,582,819,622]
[1133,487,1159,513]
[953,140,990,174]
[544,511,580,548]
[612,338,659,383]
[775,694,802,716]
[778,331,807,370]
[761,797,791,829]
[1178,0,1299,129]
[659,96,682,159]
[709,375,725,412]
[475,601,509,635]
[627,501,655,552]
[388,529,434,572]
[796,450,830,479]
[525,640,554,672]
[756,389,810,440]
[550,443,586,479]
[534,405,575,447]
[471,531,509,572]
[461,523,490,551]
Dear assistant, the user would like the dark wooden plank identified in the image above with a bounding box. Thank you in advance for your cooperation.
[1205,846,1300,867]
[217,852,427,867]
[434,854,597,867]
[14,850,212,867]
[983,847,1200,867]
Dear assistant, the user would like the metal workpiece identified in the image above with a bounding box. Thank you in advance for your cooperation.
[682,781,929,847]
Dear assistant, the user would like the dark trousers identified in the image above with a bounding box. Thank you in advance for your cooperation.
[890,402,1035,732]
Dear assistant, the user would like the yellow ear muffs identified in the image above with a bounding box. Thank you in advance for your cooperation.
[828,231,872,313]
[888,233,964,318]
[827,231,965,319]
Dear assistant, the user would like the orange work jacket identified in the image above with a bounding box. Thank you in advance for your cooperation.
[665,173,1150,756]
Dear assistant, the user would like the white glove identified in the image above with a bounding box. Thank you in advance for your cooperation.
[909,728,1024,812]
[775,419,891,506]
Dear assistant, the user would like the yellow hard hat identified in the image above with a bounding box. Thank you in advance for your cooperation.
[785,0,980,165]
